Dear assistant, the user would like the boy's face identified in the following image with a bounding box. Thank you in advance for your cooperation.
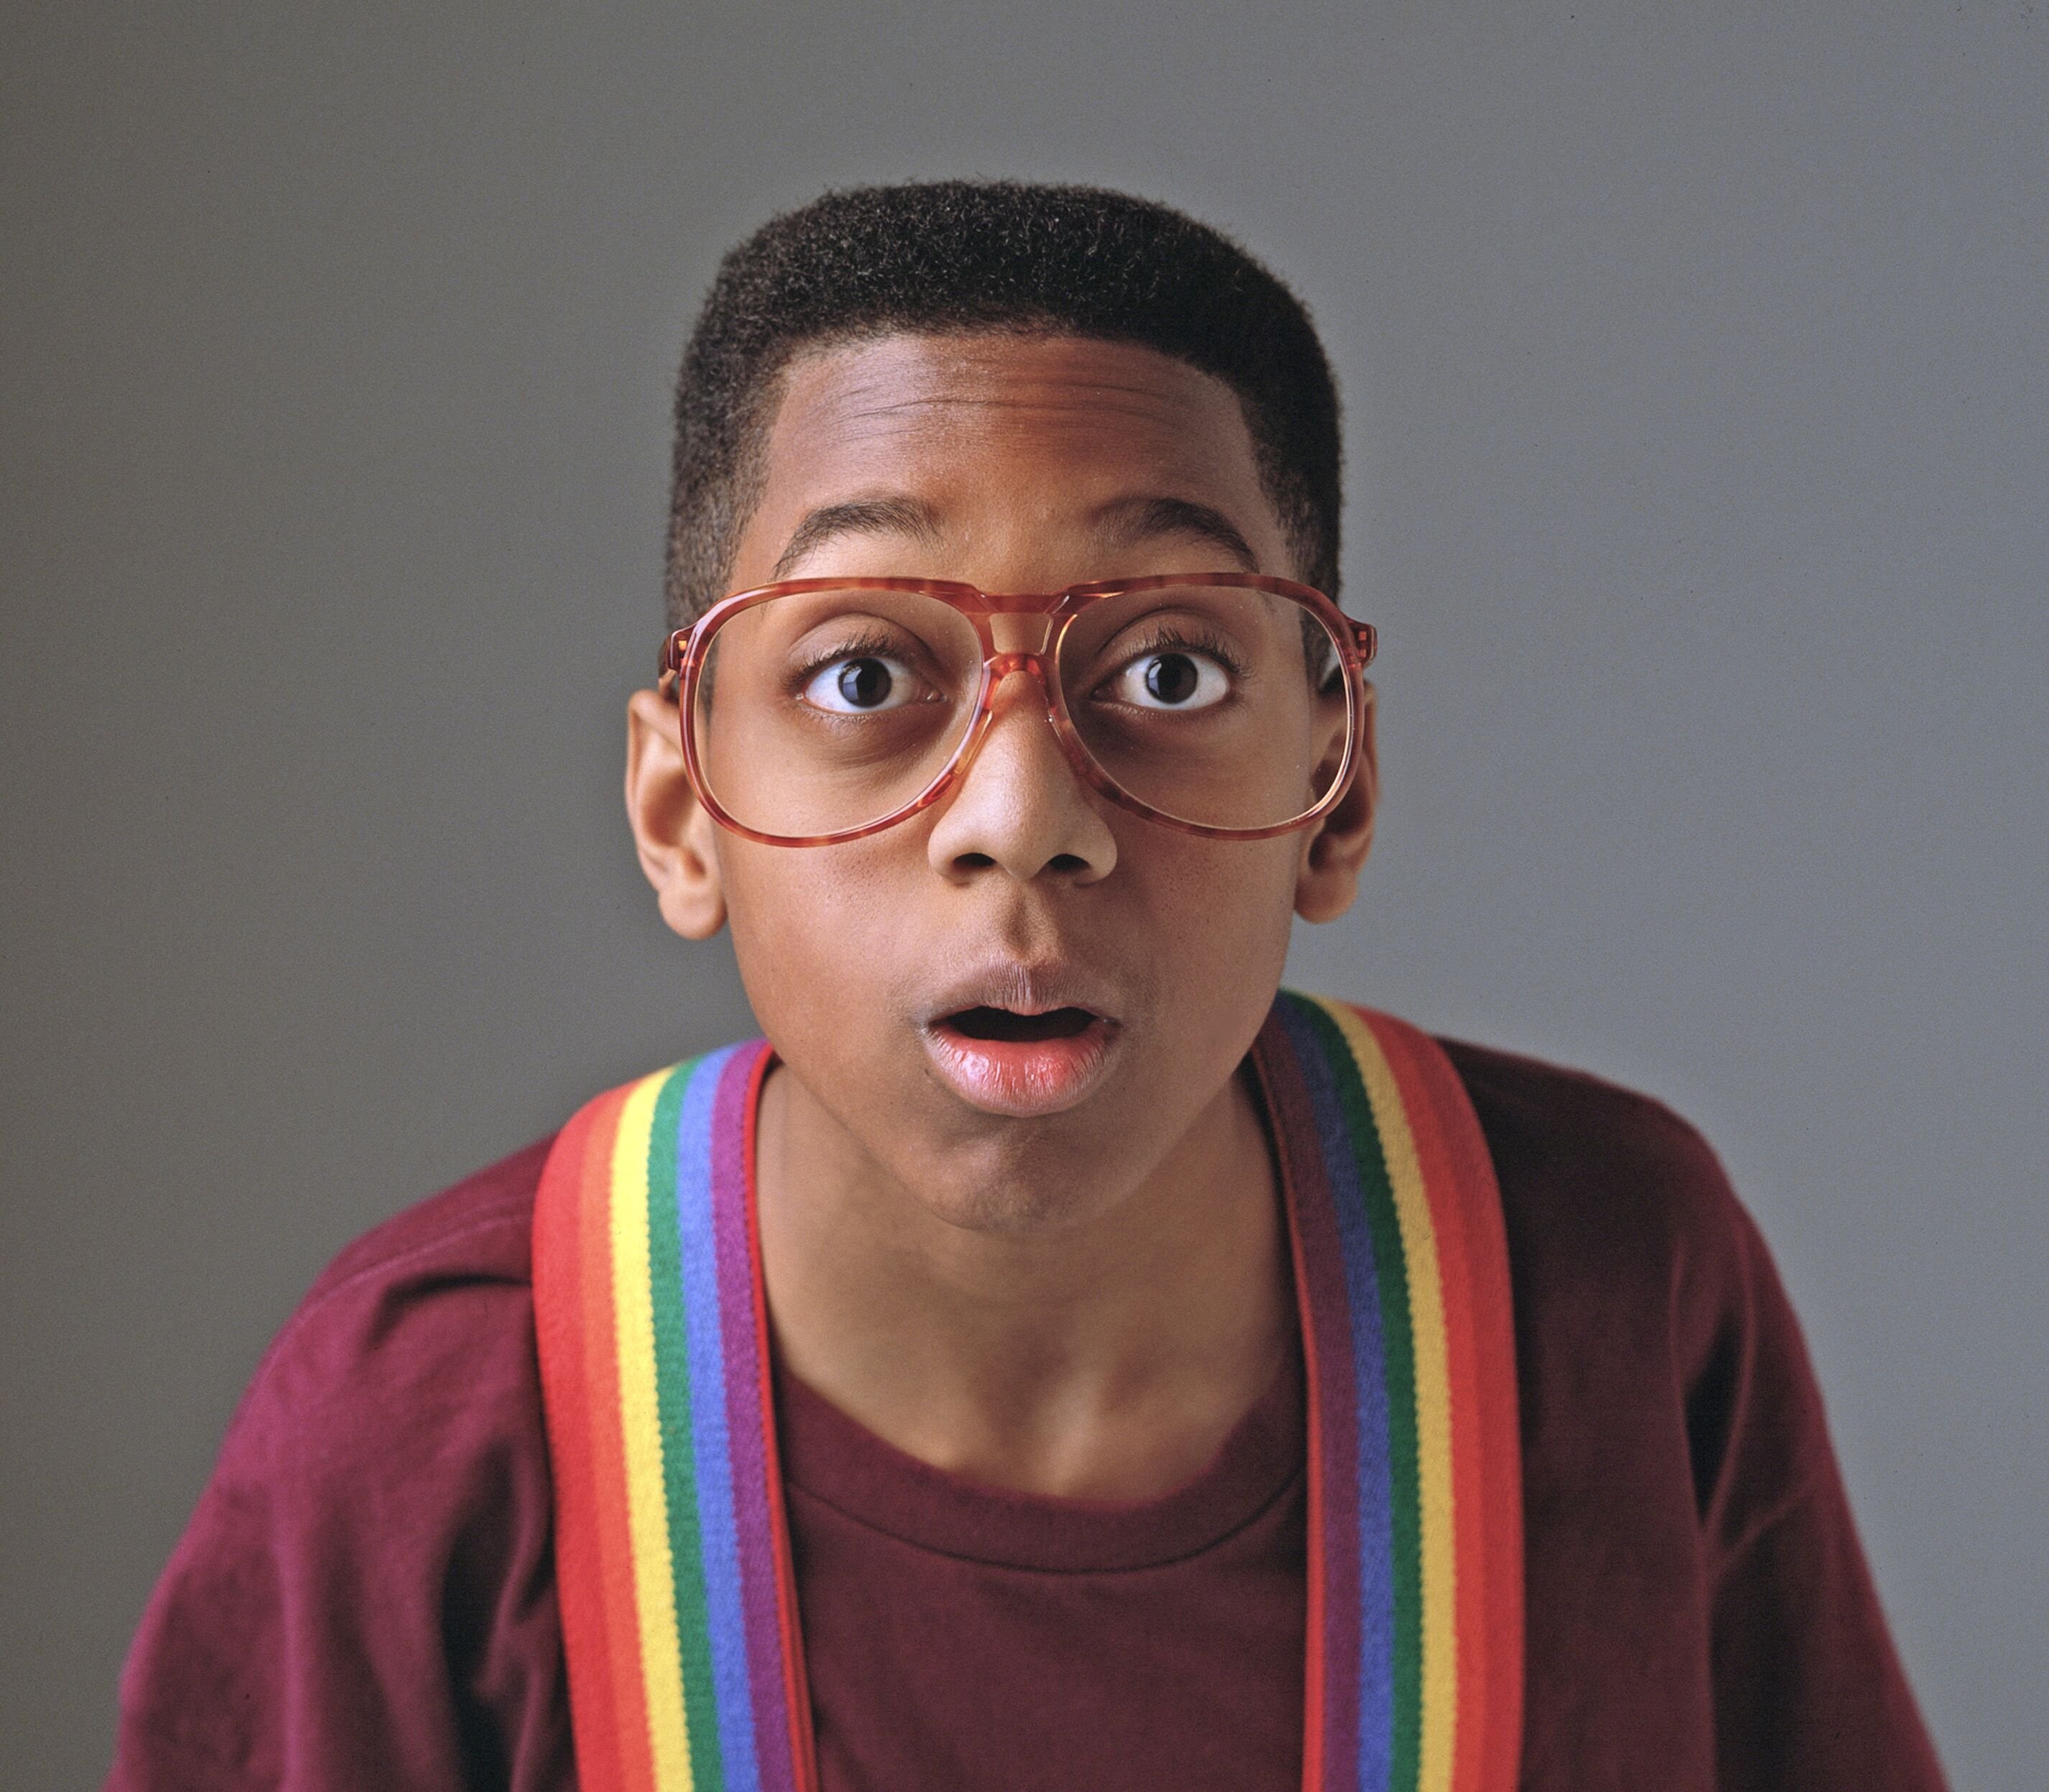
[628,331,1375,1231]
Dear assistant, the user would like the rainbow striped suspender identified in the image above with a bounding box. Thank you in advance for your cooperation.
[532,993,1524,1792]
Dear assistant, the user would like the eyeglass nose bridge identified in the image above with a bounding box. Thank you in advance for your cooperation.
[977,649,1076,732]
[972,649,1067,739]
[984,606,1058,657]
[943,647,1106,820]
[985,648,1048,683]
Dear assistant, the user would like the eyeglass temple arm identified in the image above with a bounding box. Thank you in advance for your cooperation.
[656,630,688,701]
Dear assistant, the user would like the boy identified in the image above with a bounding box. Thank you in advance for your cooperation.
[109,182,1946,1791]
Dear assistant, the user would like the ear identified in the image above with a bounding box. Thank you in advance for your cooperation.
[625,687,728,940]
[1294,681,1378,924]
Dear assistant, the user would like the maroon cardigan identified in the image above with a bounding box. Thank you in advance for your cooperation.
[108,1038,1947,1790]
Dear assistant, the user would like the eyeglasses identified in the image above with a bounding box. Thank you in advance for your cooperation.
[657,573,1377,847]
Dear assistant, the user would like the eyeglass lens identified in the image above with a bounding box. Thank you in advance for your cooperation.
[689,585,1350,840]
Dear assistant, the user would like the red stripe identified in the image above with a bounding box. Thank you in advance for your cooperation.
[1370,1013,1523,1792]
[534,1093,633,1792]
[1442,1057,1524,1792]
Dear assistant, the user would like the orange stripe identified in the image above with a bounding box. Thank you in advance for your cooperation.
[534,1098,629,1792]
[574,1088,659,1792]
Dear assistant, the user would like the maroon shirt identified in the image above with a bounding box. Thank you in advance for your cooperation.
[107,1039,1948,1791]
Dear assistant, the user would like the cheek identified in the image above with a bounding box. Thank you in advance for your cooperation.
[1142,836,1302,954]
[1117,837,1303,1047]
[720,849,909,1044]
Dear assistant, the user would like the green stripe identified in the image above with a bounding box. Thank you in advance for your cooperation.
[644,1058,727,1792]
[1303,998,1424,1792]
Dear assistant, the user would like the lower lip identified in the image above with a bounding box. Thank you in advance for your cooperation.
[922,1016,1121,1118]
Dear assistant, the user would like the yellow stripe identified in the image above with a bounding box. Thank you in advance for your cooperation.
[609,1071,696,1790]
[1324,1001,1458,1792]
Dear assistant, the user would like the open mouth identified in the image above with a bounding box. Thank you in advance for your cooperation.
[922,998,1122,1116]
[944,1004,1101,1043]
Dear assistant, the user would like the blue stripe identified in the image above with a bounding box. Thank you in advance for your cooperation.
[1280,996,1397,1792]
[671,1043,763,1792]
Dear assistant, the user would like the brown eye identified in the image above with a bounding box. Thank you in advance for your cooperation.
[1108,648,1232,711]
[802,654,917,713]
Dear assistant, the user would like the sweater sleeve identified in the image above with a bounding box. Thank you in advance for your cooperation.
[1445,1034,1947,1791]
[1690,1200,1948,1792]
[105,1162,572,1792]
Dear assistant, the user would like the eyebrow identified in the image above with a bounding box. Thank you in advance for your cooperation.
[1091,495,1260,571]
[770,496,944,580]
[766,490,1262,583]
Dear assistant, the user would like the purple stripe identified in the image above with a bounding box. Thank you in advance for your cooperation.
[1257,1006,1361,1787]
[1276,998,1397,1792]
[671,1047,761,1791]
[707,1042,797,1792]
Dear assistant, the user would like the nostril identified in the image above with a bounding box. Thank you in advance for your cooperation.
[1047,853,1088,874]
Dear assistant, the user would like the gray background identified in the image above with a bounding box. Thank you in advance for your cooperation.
[5,4,2044,1785]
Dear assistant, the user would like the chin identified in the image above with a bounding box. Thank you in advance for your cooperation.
[896,1123,1138,1237]
[920,1179,1119,1238]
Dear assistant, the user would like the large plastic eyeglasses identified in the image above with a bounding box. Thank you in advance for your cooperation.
[657,573,1378,847]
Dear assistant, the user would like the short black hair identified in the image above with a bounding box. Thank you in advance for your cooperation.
[665,180,1342,628]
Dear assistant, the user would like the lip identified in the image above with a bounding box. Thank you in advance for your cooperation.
[917,965,1124,1118]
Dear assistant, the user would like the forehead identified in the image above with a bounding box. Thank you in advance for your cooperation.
[729,332,1286,587]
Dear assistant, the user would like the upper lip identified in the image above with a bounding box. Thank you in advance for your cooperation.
[918,960,1121,1029]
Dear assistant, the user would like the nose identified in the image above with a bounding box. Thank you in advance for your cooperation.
[925,666,1118,885]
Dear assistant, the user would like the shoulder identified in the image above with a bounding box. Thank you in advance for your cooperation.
[1436,1034,1828,1538]
[113,1136,570,1784]
[221,1134,555,1499]
[1437,1034,1765,1327]
[300,1131,550,1306]
[1440,1035,1735,1230]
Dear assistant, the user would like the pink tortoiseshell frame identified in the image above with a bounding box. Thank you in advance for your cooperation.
[657,571,1379,847]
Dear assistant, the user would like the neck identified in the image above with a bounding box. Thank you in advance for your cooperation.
[754,1059,1293,1501]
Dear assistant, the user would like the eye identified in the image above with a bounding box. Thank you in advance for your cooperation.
[1106,647,1234,712]
[800,653,920,713]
